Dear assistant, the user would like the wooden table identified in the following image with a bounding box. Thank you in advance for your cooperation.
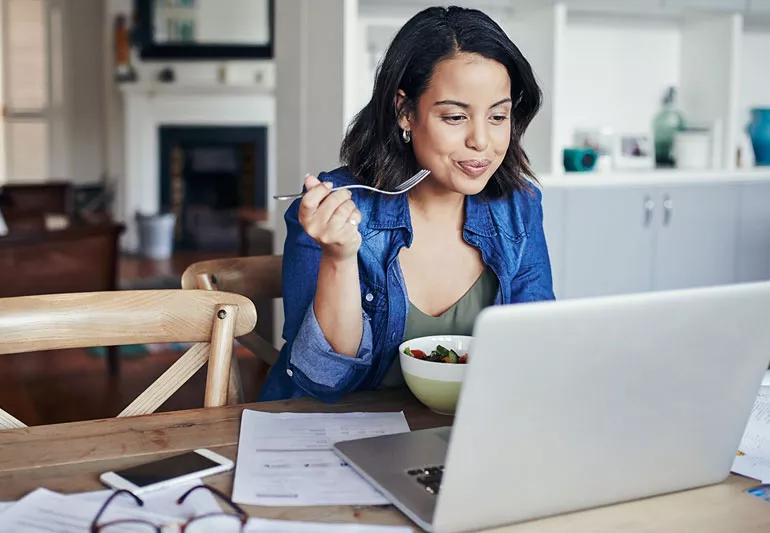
[0,390,767,532]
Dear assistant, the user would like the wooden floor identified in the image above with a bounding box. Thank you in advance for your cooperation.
[0,251,268,426]
[0,346,264,426]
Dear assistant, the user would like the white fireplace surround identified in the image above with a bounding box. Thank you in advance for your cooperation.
[119,83,276,252]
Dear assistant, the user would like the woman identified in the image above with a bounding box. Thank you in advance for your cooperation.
[260,6,554,402]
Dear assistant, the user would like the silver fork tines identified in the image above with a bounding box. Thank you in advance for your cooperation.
[273,169,430,201]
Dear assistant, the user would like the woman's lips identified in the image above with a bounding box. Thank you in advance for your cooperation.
[456,159,491,177]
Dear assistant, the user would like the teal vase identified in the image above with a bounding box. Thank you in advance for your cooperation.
[748,108,770,166]
[653,87,685,166]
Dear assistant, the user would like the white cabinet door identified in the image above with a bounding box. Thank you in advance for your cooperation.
[653,184,739,291]
[663,0,748,12]
[542,187,566,298]
[736,182,770,282]
[564,0,665,14]
[748,0,770,11]
[561,187,656,299]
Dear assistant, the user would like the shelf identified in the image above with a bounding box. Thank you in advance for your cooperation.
[355,1,769,177]
[540,167,770,187]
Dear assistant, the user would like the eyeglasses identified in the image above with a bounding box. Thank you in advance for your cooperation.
[90,484,247,532]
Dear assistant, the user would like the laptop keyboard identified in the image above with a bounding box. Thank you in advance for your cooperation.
[407,465,444,495]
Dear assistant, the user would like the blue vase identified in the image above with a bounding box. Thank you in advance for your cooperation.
[748,108,770,166]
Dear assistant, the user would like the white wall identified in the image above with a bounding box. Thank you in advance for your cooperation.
[273,0,357,256]
[65,0,105,184]
[558,14,681,157]
[740,28,770,151]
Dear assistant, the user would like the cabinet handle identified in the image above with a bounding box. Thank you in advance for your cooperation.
[662,195,673,226]
[643,196,655,226]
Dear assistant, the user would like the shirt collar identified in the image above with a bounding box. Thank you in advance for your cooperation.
[365,190,498,238]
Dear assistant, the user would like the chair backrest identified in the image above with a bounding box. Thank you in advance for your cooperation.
[181,255,283,300]
[0,289,257,430]
[181,255,282,368]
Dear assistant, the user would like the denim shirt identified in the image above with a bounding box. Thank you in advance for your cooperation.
[259,166,555,402]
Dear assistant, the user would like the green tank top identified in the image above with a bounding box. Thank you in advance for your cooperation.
[381,268,499,388]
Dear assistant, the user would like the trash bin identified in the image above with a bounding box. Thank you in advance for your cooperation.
[136,212,176,260]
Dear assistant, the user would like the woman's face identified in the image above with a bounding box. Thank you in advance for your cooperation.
[399,52,512,196]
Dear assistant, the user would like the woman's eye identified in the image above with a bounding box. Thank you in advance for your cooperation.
[490,114,509,123]
[442,115,466,124]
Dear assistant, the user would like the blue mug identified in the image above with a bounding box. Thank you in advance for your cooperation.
[563,148,598,172]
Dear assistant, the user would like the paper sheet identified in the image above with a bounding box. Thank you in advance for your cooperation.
[232,411,410,506]
[0,488,180,532]
[0,481,223,531]
[0,502,12,514]
[245,517,413,532]
[67,479,222,519]
[732,385,770,483]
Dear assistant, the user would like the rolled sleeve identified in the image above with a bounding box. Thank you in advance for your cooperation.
[288,303,374,392]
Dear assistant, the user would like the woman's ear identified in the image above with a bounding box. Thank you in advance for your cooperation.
[395,89,412,131]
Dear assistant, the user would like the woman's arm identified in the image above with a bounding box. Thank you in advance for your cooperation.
[314,254,363,355]
[299,174,363,355]
[278,174,374,401]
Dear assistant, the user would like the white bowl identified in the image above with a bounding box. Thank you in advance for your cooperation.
[398,335,473,415]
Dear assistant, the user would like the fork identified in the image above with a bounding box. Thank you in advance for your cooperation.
[273,169,431,201]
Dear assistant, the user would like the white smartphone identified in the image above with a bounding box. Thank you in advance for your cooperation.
[100,448,233,493]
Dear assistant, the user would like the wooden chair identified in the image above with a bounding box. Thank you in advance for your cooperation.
[181,255,282,402]
[0,222,125,376]
[0,289,257,430]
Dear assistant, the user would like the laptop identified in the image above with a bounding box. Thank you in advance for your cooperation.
[333,282,770,532]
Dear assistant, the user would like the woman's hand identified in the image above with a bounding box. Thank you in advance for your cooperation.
[298,174,362,261]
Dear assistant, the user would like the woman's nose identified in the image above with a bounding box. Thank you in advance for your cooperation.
[465,120,489,152]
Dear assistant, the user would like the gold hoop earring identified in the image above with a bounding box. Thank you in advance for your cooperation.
[402,129,411,143]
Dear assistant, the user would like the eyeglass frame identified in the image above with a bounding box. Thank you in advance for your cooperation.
[90,484,248,532]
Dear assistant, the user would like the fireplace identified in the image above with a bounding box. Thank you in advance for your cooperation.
[159,125,267,250]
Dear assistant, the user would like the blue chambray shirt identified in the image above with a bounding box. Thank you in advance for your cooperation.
[260,166,555,402]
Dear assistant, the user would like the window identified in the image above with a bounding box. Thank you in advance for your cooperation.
[1,0,61,183]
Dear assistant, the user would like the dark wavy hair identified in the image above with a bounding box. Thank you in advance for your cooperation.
[340,6,542,197]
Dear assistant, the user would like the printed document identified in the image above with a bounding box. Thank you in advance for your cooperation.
[732,381,770,483]
[67,479,221,519]
[244,517,412,532]
[0,488,179,532]
[0,481,222,531]
[232,411,410,506]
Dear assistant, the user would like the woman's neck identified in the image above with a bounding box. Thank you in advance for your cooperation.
[407,179,465,228]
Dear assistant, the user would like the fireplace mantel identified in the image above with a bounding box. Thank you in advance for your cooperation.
[120,82,274,97]
[118,83,275,252]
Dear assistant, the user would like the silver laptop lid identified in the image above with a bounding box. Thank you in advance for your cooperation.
[433,283,770,533]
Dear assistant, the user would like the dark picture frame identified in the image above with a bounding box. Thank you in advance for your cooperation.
[134,0,274,60]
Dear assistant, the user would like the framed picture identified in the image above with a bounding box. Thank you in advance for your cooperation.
[573,127,614,171]
[134,0,274,60]
[612,133,655,170]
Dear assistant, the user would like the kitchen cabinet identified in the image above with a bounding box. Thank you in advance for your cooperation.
[653,184,738,290]
[736,182,770,282]
[748,0,770,12]
[663,0,749,12]
[561,186,656,298]
[551,182,741,299]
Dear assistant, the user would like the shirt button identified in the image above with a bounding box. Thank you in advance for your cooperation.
[365,293,374,302]
[286,368,293,377]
